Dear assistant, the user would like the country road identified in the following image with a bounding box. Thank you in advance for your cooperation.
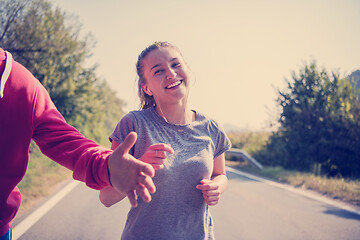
[14,167,360,240]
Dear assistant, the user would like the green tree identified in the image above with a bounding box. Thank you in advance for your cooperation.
[255,61,360,177]
[0,0,124,144]
[348,70,360,100]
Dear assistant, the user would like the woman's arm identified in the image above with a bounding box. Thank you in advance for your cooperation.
[99,141,127,207]
[196,153,228,206]
[99,185,127,207]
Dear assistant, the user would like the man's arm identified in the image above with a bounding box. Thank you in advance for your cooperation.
[28,67,155,200]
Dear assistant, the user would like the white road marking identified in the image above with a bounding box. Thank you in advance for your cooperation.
[13,180,80,240]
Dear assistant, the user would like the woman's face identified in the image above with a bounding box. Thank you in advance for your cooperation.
[141,47,190,106]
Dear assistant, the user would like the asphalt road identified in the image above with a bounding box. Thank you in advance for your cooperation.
[15,168,360,240]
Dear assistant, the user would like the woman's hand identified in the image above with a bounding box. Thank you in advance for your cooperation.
[139,143,174,170]
[196,179,222,206]
[196,154,228,206]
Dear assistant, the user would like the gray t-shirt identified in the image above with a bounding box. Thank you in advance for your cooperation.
[110,107,231,240]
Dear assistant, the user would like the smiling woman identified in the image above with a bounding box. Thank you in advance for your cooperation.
[139,43,192,125]
[99,41,232,240]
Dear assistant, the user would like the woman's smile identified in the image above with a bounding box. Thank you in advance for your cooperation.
[165,80,183,89]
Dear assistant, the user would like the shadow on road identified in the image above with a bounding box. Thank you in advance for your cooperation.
[324,207,360,221]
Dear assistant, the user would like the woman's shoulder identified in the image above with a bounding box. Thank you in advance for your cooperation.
[195,110,231,150]
[122,108,154,122]
[195,110,223,129]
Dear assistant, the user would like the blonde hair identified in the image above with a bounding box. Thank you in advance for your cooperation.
[136,41,185,110]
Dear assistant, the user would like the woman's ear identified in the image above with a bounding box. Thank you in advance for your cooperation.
[142,85,152,96]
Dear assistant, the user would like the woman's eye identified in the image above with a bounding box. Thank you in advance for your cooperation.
[154,69,163,75]
[172,63,181,68]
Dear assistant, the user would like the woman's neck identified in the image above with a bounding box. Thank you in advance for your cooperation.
[156,103,194,125]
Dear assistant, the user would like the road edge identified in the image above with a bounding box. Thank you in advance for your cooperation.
[226,166,360,216]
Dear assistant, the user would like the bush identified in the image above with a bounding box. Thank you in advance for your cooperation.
[255,62,360,178]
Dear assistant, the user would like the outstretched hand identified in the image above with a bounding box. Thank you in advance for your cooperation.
[140,143,174,170]
[107,132,156,206]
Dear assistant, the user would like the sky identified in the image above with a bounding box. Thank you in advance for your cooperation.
[49,0,360,131]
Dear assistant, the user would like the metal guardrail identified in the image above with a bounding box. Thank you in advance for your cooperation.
[225,148,263,169]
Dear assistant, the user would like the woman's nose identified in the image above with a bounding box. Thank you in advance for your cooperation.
[166,68,176,80]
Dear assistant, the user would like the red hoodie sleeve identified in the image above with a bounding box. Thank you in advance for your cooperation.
[29,65,111,190]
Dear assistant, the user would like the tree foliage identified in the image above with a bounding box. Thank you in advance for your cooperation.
[0,0,124,145]
[349,70,360,100]
[255,61,360,178]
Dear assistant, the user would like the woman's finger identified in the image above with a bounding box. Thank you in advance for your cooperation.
[148,143,174,154]
[202,190,220,196]
[207,200,219,206]
[152,150,167,158]
[152,163,164,170]
[203,194,220,201]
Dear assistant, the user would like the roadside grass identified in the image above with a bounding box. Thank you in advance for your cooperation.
[227,131,270,154]
[16,142,72,218]
[226,160,360,208]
